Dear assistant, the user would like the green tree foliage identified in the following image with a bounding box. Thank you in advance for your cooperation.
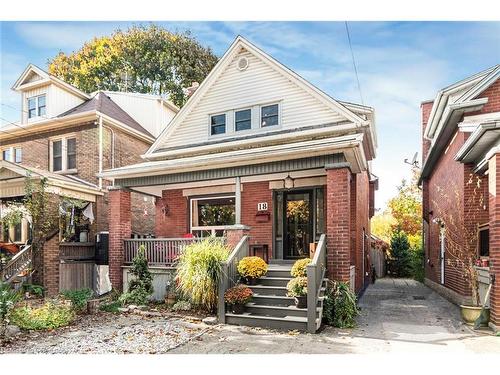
[388,229,411,277]
[48,24,219,107]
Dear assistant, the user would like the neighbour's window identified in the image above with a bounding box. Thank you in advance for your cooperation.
[261,104,279,127]
[235,109,251,131]
[27,94,46,119]
[14,148,22,163]
[13,222,22,243]
[210,114,226,135]
[190,196,235,237]
[67,138,76,170]
[478,226,489,257]
[52,140,63,171]
[2,149,11,161]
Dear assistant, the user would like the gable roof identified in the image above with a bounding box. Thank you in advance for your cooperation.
[146,35,369,158]
[58,92,154,138]
[12,64,90,100]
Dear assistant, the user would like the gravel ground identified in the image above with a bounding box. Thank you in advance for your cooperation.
[0,311,214,354]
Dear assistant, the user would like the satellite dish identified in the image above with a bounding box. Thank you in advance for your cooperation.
[411,152,418,165]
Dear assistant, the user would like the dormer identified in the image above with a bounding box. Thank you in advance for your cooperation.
[12,64,90,125]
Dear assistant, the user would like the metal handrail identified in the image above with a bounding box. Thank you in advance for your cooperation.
[306,234,327,333]
[217,235,249,323]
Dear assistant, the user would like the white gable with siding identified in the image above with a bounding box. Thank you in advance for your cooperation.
[148,36,368,156]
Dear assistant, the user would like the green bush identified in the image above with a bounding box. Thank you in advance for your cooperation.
[176,238,230,312]
[409,245,424,282]
[99,300,121,313]
[62,288,93,312]
[10,301,75,330]
[323,281,359,328]
[22,284,44,298]
[1,282,21,326]
[120,245,153,306]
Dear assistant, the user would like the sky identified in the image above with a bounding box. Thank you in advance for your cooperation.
[1,21,499,211]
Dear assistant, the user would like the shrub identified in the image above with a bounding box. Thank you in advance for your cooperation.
[387,229,411,277]
[290,258,311,277]
[176,238,230,312]
[62,288,93,312]
[224,284,253,305]
[99,301,121,313]
[286,277,308,297]
[121,245,153,306]
[409,245,424,282]
[171,300,192,311]
[323,281,359,328]
[237,256,268,279]
[22,284,44,298]
[1,282,21,328]
[10,301,75,330]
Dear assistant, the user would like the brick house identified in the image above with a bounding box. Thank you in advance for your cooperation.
[420,64,500,332]
[101,36,378,331]
[0,64,178,295]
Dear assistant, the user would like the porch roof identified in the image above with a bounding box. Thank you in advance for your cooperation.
[0,161,103,202]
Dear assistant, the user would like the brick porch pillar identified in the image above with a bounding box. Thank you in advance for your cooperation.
[108,188,131,292]
[326,165,351,283]
[225,225,251,250]
[488,153,500,332]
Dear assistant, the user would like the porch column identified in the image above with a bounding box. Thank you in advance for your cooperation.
[108,188,131,292]
[325,164,351,283]
[488,153,500,332]
[235,176,242,225]
[225,225,251,250]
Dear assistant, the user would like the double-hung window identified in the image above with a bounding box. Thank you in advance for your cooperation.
[51,137,76,172]
[210,114,226,135]
[261,104,279,127]
[2,149,11,161]
[67,138,76,170]
[235,109,252,131]
[27,94,46,119]
[14,148,22,163]
[1,148,21,163]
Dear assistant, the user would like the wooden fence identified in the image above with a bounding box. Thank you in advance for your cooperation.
[59,260,94,292]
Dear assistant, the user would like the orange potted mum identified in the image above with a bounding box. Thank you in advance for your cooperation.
[224,284,253,314]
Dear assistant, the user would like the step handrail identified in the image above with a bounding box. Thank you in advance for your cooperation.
[217,235,249,323]
[1,244,33,284]
[306,234,327,333]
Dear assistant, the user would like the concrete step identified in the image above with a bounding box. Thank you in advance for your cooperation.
[248,284,288,296]
[244,302,322,318]
[266,269,292,278]
[225,312,310,331]
[258,276,292,287]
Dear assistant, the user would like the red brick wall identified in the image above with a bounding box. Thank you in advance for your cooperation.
[470,78,500,115]
[326,167,351,283]
[43,234,60,296]
[353,172,371,292]
[241,182,273,259]
[488,153,500,328]
[108,190,131,291]
[155,189,189,237]
[421,101,434,163]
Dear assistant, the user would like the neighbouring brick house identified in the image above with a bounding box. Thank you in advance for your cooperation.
[101,36,378,331]
[0,64,178,295]
[420,64,500,332]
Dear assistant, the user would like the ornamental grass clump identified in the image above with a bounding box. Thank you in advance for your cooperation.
[290,258,312,277]
[286,277,308,297]
[224,284,253,305]
[176,238,230,312]
[237,256,268,280]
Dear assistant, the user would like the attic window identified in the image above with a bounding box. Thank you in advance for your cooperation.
[210,114,226,135]
[27,94,46,119]
[261,104,279,127]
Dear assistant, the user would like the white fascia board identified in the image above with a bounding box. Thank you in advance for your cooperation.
[101,134,364,180]
[144,121,359,160]
[457,66,500,103]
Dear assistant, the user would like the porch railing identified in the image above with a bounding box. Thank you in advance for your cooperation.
[1,244,33,284]
[306,233,327,333]
[217,235,249,323]
[59,242,95,260]
[123,238,204,266]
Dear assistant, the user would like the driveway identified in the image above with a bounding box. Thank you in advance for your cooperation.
[171,278,499,354]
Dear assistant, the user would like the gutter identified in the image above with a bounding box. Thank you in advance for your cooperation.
[454,121,500,162]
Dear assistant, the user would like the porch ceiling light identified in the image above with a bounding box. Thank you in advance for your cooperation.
[284,174,294,189]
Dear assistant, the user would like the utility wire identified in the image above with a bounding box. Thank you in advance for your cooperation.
[344,21,364,105]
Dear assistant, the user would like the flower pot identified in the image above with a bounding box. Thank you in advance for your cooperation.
[245,277,257,286]
[460,305,490,326]
[231,303,245,314]
[294,295,307,309]
[165,293,176,306]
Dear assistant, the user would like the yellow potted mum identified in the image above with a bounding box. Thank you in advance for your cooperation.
[237,256,268,285]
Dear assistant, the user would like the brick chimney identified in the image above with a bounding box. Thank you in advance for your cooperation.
[421,100,434,163]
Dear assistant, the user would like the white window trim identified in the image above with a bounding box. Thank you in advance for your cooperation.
[49,134,77,173]
[259,102,281,129]
[189,195,236,234]
[27,94,47,121]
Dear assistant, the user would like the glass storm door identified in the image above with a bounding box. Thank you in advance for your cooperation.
[283,190,313,259]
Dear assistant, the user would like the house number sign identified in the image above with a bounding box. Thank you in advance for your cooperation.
[257,202,268,211]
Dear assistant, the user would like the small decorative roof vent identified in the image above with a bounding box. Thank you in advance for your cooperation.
[237,56,249,71]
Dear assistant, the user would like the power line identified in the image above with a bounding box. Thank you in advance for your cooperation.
[0,115,53,148]
[344,21,364,105]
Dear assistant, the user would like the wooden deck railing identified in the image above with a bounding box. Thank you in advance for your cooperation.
[306,234,327,333]
[123,238,205,266]
[59,242,95,260]
[1,244,32,284]
[218,235,249,323]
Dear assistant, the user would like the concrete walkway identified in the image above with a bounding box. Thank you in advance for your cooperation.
[171,278,499,353]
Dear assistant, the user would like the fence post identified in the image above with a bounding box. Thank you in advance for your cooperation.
[307,264,317,333]
[218,262,228,324]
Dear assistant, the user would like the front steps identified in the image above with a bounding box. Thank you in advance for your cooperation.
[223,264,326,332]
